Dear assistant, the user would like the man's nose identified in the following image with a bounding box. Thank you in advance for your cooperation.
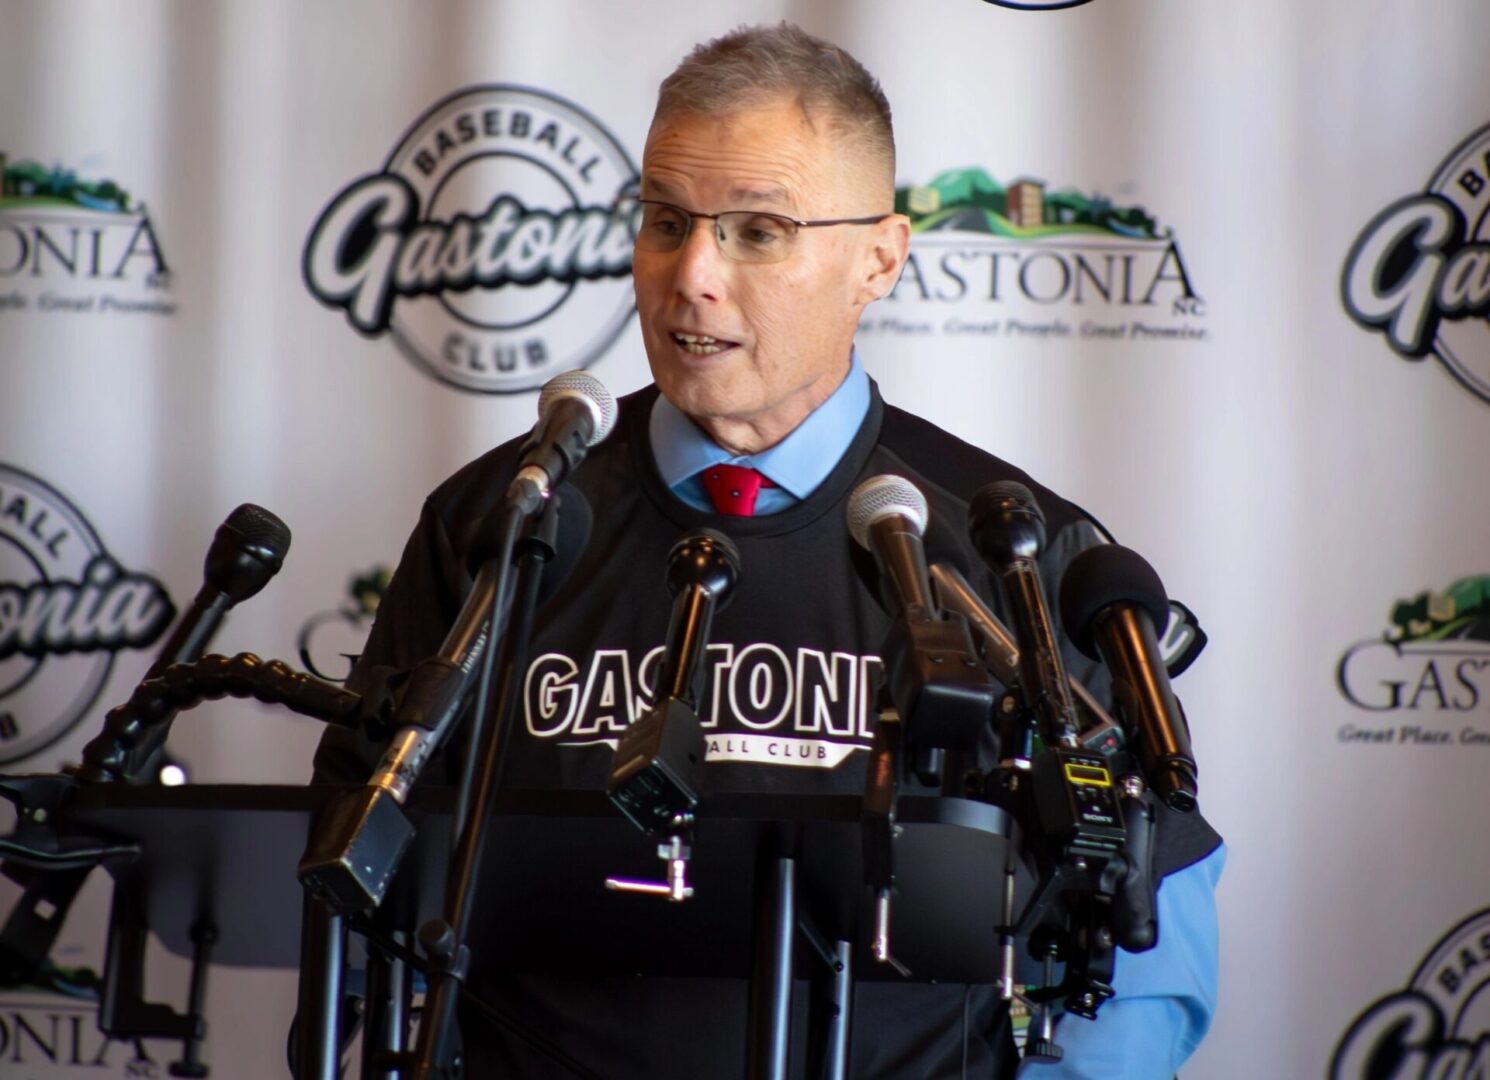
[671,216,730,303]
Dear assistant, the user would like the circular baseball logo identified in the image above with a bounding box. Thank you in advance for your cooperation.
[305,85,638,394]
[0,466,174,765]
[1332,908,1490,1076]
[1343,122,1490,405]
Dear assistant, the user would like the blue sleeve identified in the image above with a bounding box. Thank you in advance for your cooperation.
[1016,843,1225,1080]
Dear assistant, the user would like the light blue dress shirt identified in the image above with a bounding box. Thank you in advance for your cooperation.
[647,351,1223,1076]
[649,351,873,511]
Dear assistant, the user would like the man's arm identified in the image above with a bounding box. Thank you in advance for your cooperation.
[1017,843,1226,1079]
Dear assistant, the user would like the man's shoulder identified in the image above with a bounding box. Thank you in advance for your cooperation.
[874,399,1108,539]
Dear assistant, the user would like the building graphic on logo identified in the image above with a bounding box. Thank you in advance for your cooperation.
[304,85,638,394]
[1343,121,1490,406]
[0,465,175,766]
[1332,908,1490,1077]
[0,154,175,316]
[1335,577,1490,739]
[870,166,1204,344]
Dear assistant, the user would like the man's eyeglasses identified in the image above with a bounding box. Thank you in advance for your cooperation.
[619,197,891,265]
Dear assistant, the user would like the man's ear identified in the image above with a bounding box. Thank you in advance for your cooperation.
[856,213,911,304]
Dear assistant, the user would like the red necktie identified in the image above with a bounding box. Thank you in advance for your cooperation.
[700,464,776,516]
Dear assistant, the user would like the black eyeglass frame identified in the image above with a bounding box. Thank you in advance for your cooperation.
[622,197,892,249]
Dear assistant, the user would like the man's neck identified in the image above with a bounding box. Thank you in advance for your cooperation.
[689,359,851,455]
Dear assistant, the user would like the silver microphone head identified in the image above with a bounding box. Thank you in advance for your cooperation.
[847,474,929,549]
[537,370,618,446]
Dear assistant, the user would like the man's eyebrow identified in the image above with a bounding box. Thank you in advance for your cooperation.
[640,176,794,211]
[643,176,680,198]
[728,185,792,209]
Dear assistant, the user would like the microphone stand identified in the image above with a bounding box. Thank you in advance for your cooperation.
[398,495,562,1080]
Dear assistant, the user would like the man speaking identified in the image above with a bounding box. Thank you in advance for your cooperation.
[316,23,1223,1078]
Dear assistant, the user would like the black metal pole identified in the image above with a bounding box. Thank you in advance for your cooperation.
[169,922,216,1078]
[411,497,559,1080]
[823,940,852,1080]
[295,892,346,1080]
[360,932,409,1080]
[746,854,796,1080]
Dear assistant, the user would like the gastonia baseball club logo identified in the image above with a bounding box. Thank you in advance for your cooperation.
[0,465,175,766]
[1343,122,1490,405]
[1332,908,1490,1077]
[0,155,176,317]
[304,85,638,394]
[296,565,389,682]
[864,167,1205,344]
[1335,577,1490,747]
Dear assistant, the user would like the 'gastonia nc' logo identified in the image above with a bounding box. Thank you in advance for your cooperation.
[1332,908,1490,1077]
[297,565,389,682]
[1343,121,1490,405]
[304,85,638,394]
[0,465,175,765]
[867,167,1205,345]
[1335,577,1490,744]
[0,154,175,317]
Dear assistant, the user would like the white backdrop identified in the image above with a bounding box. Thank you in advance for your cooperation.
[2,1,1489,1076]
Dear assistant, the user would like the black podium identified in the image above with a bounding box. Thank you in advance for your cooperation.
[36,781,1031,1078]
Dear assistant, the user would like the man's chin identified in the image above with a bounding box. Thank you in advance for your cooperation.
[666,388,757,424]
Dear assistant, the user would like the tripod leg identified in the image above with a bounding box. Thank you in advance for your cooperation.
[295,892,346,1080]
[822,940,851,1080]
[360,932,409,1080]
[747,854,796,1080]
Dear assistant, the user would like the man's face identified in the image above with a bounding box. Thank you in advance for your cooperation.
[633,99,897,444]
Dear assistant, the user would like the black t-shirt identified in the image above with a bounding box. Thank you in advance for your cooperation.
[314,381,1221,1078]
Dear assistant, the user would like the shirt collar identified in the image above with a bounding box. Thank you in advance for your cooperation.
[649,350,871,501]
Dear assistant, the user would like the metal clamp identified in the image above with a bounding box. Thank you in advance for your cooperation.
[604,818,695,902]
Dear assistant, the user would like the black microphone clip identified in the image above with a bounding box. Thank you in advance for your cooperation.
[848,476,996,755]
[607,529,739,836]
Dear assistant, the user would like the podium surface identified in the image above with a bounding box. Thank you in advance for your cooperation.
[68,783,1027,984]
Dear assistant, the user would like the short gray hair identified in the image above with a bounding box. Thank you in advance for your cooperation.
[655,23,895,186]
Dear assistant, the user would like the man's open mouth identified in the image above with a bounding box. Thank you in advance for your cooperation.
[671,332,739,356]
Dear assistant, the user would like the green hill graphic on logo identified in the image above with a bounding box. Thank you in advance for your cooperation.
[0,154,134,213]
[349,565,391,618]
[896,167,1165,240]
[1388,577,1490,643]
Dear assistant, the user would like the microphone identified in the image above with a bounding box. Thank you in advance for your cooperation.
[149,504,292,678]
[929,562,1123,754]
[848,476,993,752]
[506,370,618,516]
[1059,544,1199,812]
[78,503,292,782]
[608,529,740,834]
[302,382,615,913]
[847,475,936,619]
[967,482,1079,748]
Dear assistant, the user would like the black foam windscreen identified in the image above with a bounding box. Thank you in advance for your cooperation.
[1058,543,1170,660]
